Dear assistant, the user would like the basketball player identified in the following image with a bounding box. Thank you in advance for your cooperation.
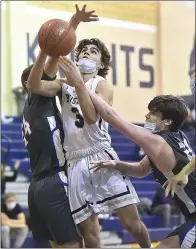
[21,5,98,248]
[163,67,195,199]
[72,88,195,248]
[27,39,151,247]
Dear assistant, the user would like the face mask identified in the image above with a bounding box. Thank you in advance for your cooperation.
[6,202,16,211]
[190,77,195,94]
[144,121,158,133]
[78,58,97,73]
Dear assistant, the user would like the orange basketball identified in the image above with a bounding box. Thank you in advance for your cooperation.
[38,19,76,57]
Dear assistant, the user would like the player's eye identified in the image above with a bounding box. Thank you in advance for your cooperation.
[91,50,97,54]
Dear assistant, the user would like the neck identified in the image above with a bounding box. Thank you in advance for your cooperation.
[81,71,98,83]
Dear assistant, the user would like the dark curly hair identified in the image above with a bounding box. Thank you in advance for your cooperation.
[75,38,111,78]
[148,95,188,132]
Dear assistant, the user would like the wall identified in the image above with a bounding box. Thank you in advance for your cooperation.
[1,2,13,116]
[159,1,195,95]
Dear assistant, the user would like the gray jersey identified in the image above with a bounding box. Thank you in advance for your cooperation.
[62,75,111,152]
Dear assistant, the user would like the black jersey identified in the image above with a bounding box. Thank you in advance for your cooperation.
[148,130,196,218]
[22,72,66,178]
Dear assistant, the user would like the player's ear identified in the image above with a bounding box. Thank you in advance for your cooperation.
[164,119,173,126]
[22,81,28,93]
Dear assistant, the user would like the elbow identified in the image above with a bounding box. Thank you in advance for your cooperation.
[139,168,151,178]
[137,171,150,178]
[25,81,34,92]
[100,107,115,124]
[85,115,99,125]
[85,106,114,125]
[26,81,41,94]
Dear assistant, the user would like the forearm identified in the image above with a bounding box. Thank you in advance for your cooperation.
[116,161,147,178]
[75,82,98,124]
[182,157,195,175]
[89,91,149,145]
[7,219,25,228]
[26,51,47,91]
[69,14,80,30]
[44,57,59,78]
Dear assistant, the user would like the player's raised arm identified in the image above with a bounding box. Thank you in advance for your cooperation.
[25,51,62,97]
[44,4,99,78]
[90,156,151,178]
[69,4,99,30]
[59,56,113,124]
[25,4,99,97]
[88,91,177,169]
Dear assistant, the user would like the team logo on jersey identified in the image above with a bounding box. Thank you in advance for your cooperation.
[66,93,79,105]
[65,87,79,105]
[22,116,31,147]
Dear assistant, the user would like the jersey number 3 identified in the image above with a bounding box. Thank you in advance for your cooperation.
[71,107,84,128]
[22,116,31,147]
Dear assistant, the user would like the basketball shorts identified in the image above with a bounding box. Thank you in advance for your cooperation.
[66,142,140,225]
[166,213,196,247]
[28,172,80,245]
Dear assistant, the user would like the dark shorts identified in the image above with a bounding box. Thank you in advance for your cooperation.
[166,213,196,248]
[28,173,80,245]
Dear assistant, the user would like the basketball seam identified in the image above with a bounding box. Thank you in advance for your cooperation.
[50,24,73,52]
[45,19,61,50]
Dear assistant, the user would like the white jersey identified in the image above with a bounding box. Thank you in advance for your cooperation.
[61,75,111,152]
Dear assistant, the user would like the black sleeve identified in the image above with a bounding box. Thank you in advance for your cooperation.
[22,67,57,101]
[42,71,57,81]
[21,64,57,86]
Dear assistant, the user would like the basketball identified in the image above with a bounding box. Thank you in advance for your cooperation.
[38,19,76,57]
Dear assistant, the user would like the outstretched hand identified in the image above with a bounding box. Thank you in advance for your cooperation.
[74,4,99,23]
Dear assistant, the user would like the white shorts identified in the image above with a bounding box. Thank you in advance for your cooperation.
[66,143,140,224]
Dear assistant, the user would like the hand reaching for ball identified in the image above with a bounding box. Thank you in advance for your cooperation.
[74,4,99,23]
[58,57,84,87]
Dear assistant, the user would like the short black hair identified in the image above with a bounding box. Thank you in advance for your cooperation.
[21,65,34,92]
[75,38,111,78]
[148,95,188,132]
[21,65,33,85]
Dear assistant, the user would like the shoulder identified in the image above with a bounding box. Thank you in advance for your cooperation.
[96,79,114,94]
[95,79,114,105]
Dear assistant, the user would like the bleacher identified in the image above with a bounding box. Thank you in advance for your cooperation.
[1,116,196,247]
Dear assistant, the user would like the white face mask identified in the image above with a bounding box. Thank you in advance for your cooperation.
[6,202,16,211]
[144,121,158,133]
[78,58,98,73]
[190,78,195,94]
